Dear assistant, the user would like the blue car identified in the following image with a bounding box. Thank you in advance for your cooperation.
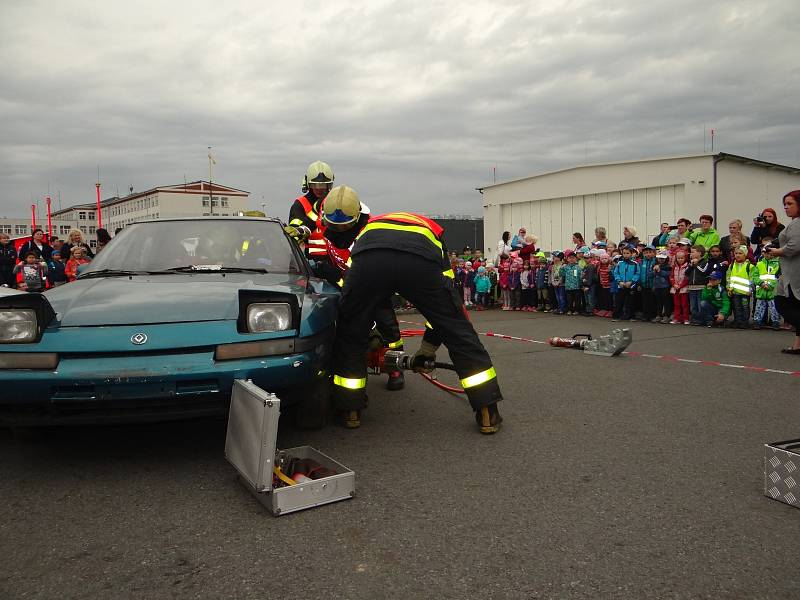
[0,217,339,427]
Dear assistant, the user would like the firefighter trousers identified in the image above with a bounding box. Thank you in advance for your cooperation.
[332,249,503,411]
[316,256,402,348]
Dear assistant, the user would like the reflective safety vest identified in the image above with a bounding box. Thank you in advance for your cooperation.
[293,195,328,257]
[354,212,454,279]
[754,259,780,299]
[727,261,753,295]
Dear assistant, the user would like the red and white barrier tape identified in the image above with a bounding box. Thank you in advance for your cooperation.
[397,319,800,378]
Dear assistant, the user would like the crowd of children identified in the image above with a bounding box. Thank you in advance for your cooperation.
[0,231,92,292]
[453,230,786,330]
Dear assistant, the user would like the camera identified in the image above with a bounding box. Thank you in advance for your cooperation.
[755,215,766,225]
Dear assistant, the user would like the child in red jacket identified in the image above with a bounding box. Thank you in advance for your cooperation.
[65,246,91,282]
[670,251,690,324]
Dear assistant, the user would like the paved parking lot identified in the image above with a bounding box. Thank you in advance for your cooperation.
[2,311,799,599]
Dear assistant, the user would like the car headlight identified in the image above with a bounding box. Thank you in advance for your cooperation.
[0,309,37,343]
[247,303,291,333]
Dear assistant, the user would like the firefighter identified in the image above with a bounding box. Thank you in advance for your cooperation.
[285,160,335,262]
[324,188,504,434]
[320,186,405,392]
[287,168,405,391]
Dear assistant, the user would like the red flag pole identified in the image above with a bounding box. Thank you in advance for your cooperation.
[46,195,53,238]
[95,182,102,228]
[31,203,37,230]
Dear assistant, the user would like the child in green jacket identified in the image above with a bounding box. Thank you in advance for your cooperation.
[700,270,730,327]
[752,238,781,329]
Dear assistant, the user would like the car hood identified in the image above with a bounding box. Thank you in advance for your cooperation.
[45,273,308,326]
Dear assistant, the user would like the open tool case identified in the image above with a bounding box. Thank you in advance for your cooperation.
[225,379,355,516]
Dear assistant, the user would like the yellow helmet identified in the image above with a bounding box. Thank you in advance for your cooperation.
[323,186,361,232]
[304,161,334,190]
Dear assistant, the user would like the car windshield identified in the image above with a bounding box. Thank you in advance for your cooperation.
[81,219,303,275]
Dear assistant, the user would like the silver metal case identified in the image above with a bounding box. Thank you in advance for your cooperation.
[225,379,355,515]
[764,440,800,509]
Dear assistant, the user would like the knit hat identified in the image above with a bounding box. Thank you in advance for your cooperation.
[465,261,472,267]
[477,266,486,273]
[735,245,748,253]
[709,270,724,281]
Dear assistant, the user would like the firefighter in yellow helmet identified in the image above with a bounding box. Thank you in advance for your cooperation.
[324,187,504,434]
[319,186,405,392]
[285,161,335,259]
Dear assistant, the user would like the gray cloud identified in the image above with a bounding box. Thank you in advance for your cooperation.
[1,0,797,221]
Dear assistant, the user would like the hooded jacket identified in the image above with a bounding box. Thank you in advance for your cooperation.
[612,258,639,285]
[701,284,731,316]
[670,261,689,293]
[689,227,721,251]
[638,256,656,288]
[753,256,780,300]
[652,261,672,289]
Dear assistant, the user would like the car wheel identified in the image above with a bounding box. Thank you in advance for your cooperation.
[294,377,330,430]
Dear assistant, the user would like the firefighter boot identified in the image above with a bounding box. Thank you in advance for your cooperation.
[475,403,503,434]
[386,370,405,391]
[339,410,361,429]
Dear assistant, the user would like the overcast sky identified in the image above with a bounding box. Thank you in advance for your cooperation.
[1,0,797,220]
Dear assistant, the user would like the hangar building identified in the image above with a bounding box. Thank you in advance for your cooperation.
[479,153,800,258]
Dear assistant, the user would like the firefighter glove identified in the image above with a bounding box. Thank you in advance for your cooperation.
[411,340,439,374]
[284,225,311,241]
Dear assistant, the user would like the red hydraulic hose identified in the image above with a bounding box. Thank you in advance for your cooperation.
[400,328,467,395]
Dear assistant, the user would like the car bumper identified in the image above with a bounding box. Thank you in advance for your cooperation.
[0,348,326,426]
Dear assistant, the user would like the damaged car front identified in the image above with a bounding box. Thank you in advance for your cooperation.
[0,217,339,427]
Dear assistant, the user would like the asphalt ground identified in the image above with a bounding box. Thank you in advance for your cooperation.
[1,310,799,599]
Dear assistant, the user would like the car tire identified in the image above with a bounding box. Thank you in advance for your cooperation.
[294,377,330,430]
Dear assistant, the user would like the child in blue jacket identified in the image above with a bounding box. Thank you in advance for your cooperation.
[652,251,673,323]
[612,246,640,321]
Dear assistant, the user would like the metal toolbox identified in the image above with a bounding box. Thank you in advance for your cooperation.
[225,379,355,516]
[764,439,800,509]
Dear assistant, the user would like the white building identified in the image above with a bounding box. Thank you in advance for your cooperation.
[480,153,800,258]
[2,181,250,248]
[97,181,249,231]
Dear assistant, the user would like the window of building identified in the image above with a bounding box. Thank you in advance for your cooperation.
[221,198,229,207]
[211,199,218,207]
[0,225,11,234]
[89,226,96,234]
[59,225,71,235]
[80,226,87,234]
[79,211,86,220]
[88,212,95,220]
[15,225,27,235]
[89,240,96,248]
[203,213,210,216]
[154,198,158,206]
[202,198,209,207]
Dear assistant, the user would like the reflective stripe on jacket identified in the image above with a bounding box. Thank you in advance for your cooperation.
[726,261,753,295]
[353,212,449,272]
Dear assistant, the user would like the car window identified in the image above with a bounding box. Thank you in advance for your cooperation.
[83,220,302,274]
